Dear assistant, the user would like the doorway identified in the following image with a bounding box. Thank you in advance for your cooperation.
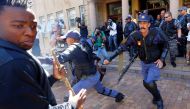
[139,0,169,19]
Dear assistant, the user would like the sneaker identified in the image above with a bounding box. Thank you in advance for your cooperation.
[115,93,125,102]
[171,62,176,67]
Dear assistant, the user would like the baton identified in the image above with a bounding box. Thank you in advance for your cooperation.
[51,49,75,95]
[117,53,138,84]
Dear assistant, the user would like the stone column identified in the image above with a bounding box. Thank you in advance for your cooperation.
[88,0,97,31]
[122,0,129,29]
[170,0,179,18]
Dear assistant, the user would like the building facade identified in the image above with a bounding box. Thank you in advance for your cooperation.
[32,0,186,55]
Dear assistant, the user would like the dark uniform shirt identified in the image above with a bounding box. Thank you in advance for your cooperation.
[160,19,181,39]
[109,28,168,64]
[124,21,137,38]
[58,43,97,80]
[177,14,190,35]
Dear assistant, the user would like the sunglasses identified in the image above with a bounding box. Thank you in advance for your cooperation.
[164,16,169,18]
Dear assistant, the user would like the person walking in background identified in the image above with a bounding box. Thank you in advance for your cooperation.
[160,11,182,67]
[107,19,118,51]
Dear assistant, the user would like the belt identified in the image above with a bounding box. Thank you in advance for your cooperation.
[80,72,96,80]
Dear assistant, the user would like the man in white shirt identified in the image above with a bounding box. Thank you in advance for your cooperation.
[107,19,118,51]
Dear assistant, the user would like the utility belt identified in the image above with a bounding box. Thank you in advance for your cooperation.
[142,60,156,64]
[80,71,97,80]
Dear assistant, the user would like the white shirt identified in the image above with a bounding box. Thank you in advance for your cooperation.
[107,22,117,36]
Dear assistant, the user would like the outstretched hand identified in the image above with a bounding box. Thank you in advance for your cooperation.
[103,59,110,65]
[154,59,163,69]
[69,89,87,109]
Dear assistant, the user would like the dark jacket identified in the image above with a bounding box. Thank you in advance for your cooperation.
[0,40,68,109]
[109,28,168,64]
[78,25,88,39]
[58,43,97,80]
[124,21,137,38]
[160,19,181,39]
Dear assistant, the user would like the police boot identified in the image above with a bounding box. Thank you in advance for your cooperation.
[143,81,164,109]
[98,87,125,102]
[171,61,176,67]
[115,92,125,102]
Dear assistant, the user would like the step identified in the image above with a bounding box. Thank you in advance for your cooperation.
[106,56,190,80]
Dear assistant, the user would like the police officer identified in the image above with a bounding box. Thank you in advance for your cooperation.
[160,11,182,67]
[177,6,189,57]
[124,15,138,60]
[58,30,125,102]
[124,15,138,38]
[104,14,168,109]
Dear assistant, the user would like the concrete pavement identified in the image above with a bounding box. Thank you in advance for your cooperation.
[52,66,190,109]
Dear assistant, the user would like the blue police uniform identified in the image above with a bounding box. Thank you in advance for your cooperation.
[177,6,189,57]
[160,18,181,67]
[124,16,138,60]
[108,14,168,109]
[58,30,124,102]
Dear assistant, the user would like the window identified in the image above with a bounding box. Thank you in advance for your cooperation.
[108,2,122,16]
[79,5,85,21]
[67,8,76,28]
[39,16,46,34]
[56,10,64,20]
[47,13,55,32]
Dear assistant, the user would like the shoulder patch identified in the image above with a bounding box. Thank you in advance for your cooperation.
[0,48,13,66]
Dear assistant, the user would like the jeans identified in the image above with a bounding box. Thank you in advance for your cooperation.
[95,47,109,63]
[108,34,118,51]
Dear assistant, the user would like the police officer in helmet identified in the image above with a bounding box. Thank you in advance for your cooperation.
[104,14,168,109]
[58,30,125,103]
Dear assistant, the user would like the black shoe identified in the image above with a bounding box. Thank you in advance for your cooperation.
[99,72,105,82]
[162,61,166,68]
[115,93,125,102]
[171,62,176,67]
[155,100,164,109]
[152,98,157,105]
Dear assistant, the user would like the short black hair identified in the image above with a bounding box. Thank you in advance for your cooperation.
[0,0,28,11]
